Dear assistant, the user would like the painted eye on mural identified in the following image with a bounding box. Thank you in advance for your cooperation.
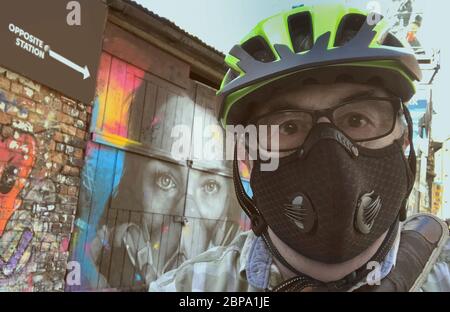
[202,179,220,195]
[156,173,177,191]
[0,165,18,194]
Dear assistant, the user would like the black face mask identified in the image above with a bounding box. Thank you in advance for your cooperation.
[250,123,414,264]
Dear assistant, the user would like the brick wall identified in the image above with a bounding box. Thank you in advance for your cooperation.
[0,66,90,291]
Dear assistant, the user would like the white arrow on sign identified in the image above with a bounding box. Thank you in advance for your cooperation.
[48,49,90,80]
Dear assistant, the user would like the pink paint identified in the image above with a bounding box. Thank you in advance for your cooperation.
[239,218,251,231]
[84,242,91,254]
[26,274,33,292]
[151,116,160,127]
[95,55,145,140]
[161,225,169,234]
[60,237,70,252]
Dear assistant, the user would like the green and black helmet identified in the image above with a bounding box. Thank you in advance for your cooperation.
[218,3,422,126]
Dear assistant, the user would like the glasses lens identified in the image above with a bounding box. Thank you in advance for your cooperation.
[333,99,395,141]
[257,111,313,151]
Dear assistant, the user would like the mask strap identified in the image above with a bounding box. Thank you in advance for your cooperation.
[232,143,268,236]
[399,104,417,221]
[403,104,417,177]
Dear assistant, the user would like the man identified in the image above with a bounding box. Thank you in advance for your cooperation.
[149,3,450,292]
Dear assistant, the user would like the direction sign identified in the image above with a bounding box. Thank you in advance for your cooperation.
[0,0,107,104]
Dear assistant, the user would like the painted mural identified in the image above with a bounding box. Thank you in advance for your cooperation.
[67,53,249,291]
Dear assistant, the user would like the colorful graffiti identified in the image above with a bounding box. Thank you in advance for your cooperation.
[0,133,36,235]
[0,132,36,279]
[0,67,88,291]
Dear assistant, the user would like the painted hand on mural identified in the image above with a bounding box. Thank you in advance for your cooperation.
[179,170,241,262]
[121,223,158,285]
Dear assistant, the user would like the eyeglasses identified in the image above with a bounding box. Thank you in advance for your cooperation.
[253,97,402,152]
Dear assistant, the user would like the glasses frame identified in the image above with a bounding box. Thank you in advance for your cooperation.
[251,96,403,152]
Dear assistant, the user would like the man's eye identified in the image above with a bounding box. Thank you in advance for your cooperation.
[203,180,220,195]
[346,114,369,128]
[279,121,299,135]
[156,173,176,191]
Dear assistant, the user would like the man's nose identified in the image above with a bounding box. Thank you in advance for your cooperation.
[317,116,332,123]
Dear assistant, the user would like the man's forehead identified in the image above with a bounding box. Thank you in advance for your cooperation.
[249,83,390,116]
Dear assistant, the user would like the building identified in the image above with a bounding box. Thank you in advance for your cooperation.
[0,0,249,292]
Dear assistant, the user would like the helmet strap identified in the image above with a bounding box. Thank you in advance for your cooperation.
[399,104,417,221]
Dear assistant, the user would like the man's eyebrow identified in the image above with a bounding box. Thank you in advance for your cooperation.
[247,100,296,122]
[257,100,300,115]
[340,89,377,103]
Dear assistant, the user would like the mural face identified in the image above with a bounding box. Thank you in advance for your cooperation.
[68,53,247,291]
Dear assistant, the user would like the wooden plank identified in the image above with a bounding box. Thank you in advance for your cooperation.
[77,144,117,289]
[117,70,136,138]
[164,216,182,274]
[97,208,118,290]
[180,92,196,132]
[160,91,179,153]
[149,213,164,276]
[93,53,112,132]
[120,211,144,289]
[128,77,146,142]
[191,82,232,171]
[107,208,130,288]
[156,214,176,275]
[152,87,168,150]
[190,85,206,161]
[180,95,195,157]
[140,82,158,145]
[143,212,156,278]
[101,57,127,135]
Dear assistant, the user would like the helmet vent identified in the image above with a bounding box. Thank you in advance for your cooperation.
[223,69,239,85]
[381,33,404,47]
[241,36,276,63]
[288,12,313,53]
[334,14,367,47]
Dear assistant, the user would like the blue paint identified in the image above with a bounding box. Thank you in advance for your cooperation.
[68,123,125,289]
[241,178,253,198]
[0,91,29,115]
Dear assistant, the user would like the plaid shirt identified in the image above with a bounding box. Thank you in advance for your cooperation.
[149,230,450,292]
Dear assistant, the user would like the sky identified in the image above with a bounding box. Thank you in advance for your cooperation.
[135,0,450,141]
